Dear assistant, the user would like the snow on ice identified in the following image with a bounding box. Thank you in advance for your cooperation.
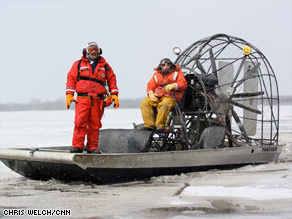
[0,106,291,218]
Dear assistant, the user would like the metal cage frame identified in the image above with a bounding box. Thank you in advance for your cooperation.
[172,33,279,147]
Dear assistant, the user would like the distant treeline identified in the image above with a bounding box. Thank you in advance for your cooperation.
[280,95,292,105]
[0,96,291,112]
[0,98,144,112]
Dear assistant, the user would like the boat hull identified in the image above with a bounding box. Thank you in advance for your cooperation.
[0,145,282,183]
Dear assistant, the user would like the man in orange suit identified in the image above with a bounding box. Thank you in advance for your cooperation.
[140,58,187,131]
[66,42,119,154]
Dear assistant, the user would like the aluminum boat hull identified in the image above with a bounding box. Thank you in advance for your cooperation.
[0,145,282,183]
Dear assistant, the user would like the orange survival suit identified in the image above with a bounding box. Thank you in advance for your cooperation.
[147,65,186,102]
[66,55,118,152]
[140,64,187,130]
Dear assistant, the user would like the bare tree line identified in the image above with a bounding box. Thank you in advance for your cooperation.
[0,96,291,112]
[0,98,144,111]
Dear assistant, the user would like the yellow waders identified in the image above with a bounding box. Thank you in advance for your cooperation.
[140,96,176,129]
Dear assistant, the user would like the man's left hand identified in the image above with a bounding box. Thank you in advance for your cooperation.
[111,95,119,109]
[165,83,176,92]
[66,94,77,109]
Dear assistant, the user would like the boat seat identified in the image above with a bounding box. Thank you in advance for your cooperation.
[192,126,226,149]
[98,129,152,153]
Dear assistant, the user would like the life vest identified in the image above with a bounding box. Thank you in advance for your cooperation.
[77,59,107,87]
[147,65,187,102]
[66,56,118,97]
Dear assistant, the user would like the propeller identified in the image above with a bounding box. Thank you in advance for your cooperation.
[202,46,263,143]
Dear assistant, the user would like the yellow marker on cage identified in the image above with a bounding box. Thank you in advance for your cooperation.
[243,46,252,55]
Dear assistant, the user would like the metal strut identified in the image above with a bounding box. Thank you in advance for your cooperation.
[171,91,190,148]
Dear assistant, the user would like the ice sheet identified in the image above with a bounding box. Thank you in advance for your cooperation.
[0,106,291,218]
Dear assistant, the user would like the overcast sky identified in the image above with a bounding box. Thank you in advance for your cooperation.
[0,0,291,104]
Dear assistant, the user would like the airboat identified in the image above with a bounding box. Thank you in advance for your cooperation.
[0,34,282,183]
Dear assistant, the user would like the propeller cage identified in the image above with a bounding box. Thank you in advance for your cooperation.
[172,33,279,147]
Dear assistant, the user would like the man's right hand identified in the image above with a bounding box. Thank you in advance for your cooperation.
[149,92,158,102]
[66,94,77,109]
[165,83,176,92]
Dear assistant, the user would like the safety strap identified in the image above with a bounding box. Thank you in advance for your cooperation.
[78,76,106,86]
[77,93,104,98]
[77,93,104,107]
[77,59,108,87]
